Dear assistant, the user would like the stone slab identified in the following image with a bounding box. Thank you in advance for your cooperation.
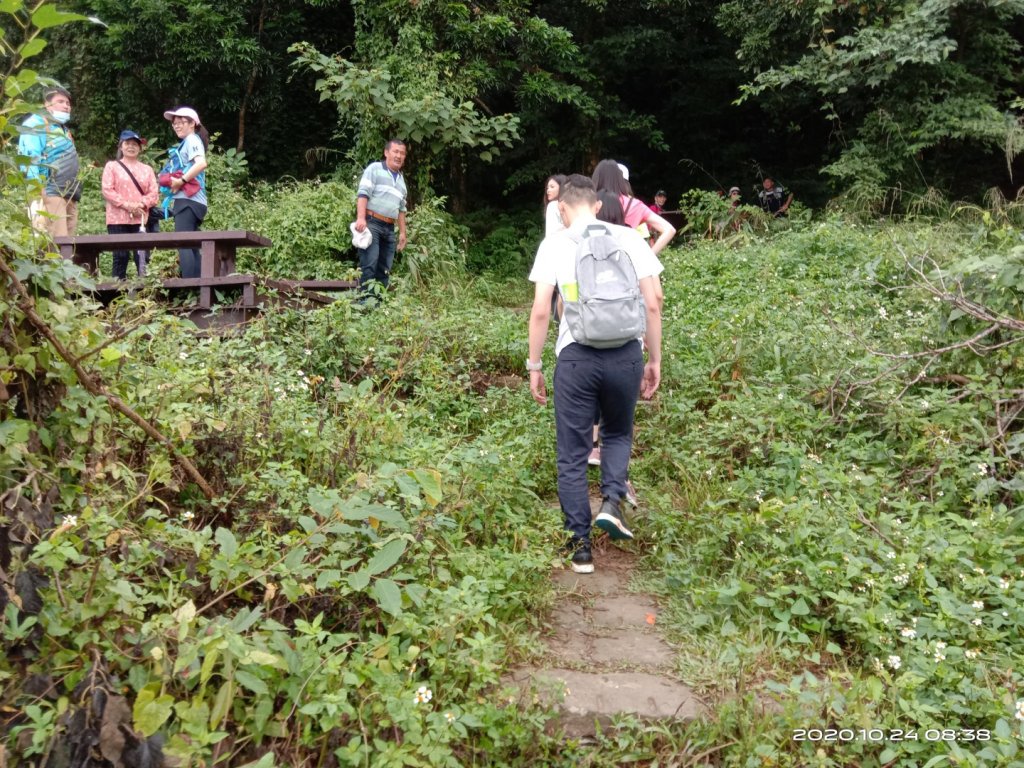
[585,632,675,669]
[588,595,661,629]
[551,568,627,596]
[505,667,702,738]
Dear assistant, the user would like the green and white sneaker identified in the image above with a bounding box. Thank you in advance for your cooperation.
[594,497,634,541]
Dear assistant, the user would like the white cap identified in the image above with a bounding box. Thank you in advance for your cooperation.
[350,222,372,249]
[163,106,201,125]
[616,162,629,181]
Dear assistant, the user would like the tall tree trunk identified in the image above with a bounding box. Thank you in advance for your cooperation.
[237,0,268,152]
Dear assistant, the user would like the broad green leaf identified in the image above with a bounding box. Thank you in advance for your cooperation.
[133,684,174,737]
[790,598,810,616]
[31,4,87,29]
[18,38,46,60]
[215,527,237,558]
[365,538,407,576]
[348,569,370,590]
[234,669,268,695]
[413,468,443,507]
[371,578,402,616]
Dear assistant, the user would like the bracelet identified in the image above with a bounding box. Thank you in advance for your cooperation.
[525,359,542,372]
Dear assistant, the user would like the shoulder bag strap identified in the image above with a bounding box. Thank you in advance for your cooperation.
[116,160,146,196]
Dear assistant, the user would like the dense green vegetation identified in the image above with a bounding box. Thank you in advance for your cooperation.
[4,3,1024,767]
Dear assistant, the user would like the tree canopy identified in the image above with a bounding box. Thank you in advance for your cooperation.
[39,0,1024,208]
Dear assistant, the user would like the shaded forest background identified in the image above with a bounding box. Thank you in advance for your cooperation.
[40,0,1024,212]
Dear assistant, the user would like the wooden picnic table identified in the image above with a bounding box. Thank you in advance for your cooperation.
[54,230,272,309]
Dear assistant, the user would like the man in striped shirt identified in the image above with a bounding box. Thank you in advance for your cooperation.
[354,139,409,295]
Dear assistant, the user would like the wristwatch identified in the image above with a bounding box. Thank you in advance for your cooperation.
[525,359,542,372]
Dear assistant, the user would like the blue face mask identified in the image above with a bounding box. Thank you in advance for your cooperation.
[51,111,71,124]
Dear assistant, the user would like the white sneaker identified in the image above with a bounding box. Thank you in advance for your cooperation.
[588,447,602,467]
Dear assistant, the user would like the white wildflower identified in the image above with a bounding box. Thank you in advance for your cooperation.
[61,515,78,527]
[972,601,984,610]
[413,686,433,705]
[887,655,901,670]
[900,627,916,639]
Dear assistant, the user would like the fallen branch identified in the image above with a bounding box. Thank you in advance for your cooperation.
[0,250,215,500]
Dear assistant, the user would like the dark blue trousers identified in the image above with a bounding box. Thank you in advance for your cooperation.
[554,341,643,541]
[358,217,397,292]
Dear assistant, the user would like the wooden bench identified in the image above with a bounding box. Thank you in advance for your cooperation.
[54,230,272,309]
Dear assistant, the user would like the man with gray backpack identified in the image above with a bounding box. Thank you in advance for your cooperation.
[527,174,663,574]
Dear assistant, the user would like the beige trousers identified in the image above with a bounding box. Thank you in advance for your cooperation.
[33,195,79,237]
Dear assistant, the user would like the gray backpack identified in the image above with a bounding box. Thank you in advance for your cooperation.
[563,223,646,349]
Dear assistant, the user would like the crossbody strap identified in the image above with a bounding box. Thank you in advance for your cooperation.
[116,160,146,196]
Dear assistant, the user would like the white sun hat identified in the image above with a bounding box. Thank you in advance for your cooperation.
[350,222,372,249]
[163,106,201,124]
[617,162,630,181]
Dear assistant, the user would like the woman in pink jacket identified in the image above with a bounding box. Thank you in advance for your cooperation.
[101,130,159,279]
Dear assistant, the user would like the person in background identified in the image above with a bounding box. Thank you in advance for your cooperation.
[354,139,408,297]
[592,160,676,255]
[650,190,667,214]
[18,85,81,237]
[757,177,793,217]
[102,130,159,279]
[161,106,209,278]
[728,186,741,209]
[544,174,567,236]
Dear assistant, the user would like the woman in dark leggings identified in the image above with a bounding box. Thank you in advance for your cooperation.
[161,106,209,278]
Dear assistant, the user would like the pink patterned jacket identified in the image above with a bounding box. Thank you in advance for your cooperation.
[102,159,159,226]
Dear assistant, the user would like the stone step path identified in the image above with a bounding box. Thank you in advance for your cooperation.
[506,503,704,738]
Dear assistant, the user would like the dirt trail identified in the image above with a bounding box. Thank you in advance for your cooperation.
[506,500,704,738]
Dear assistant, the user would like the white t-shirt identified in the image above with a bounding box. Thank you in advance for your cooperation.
[544,200,565,237]
[529,215,663,356]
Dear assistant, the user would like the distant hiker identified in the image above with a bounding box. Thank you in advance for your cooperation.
[650,190,667,214]
[102,130,159,279]
[592,159,676,255]
[161,107,209,278]
[527,174,663,574]
[544,174,567,236]
[354,139,409,296]
[758,177,793,217]
[728,186,741,208]
[18,85,81,237]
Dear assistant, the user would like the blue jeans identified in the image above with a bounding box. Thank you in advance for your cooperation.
[553,341,643,541]
[358,217,396,292]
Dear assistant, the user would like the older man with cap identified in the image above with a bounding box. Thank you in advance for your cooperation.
[19,85,81,237]
[354,138,409,298]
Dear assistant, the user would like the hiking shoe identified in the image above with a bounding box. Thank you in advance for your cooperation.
[595,497,634,541]
[565,537,594,574]
[624,480,638,508]
[588,447,602,467]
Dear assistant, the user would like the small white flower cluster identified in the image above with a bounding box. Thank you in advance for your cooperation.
[413,686,433,705]
[61,514,78,527]
[977,463,989,476]
[900,627,916,639]
[933,641,946,663]
[1016,700,1024,722]
[887,655,902,670]
[999,578,1011,590]
[893,572,910,587]
[972,600,984,610]
[965,648,980,660]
